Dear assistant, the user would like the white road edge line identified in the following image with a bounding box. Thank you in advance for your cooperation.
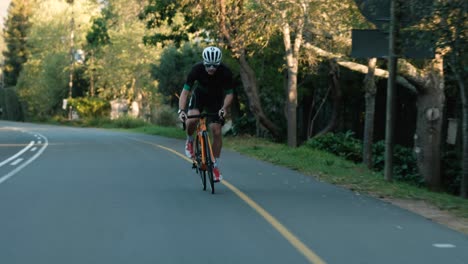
[432,243,456,248]
[10,158,23,166]
[0,134,48,185]
[0,141,34,168]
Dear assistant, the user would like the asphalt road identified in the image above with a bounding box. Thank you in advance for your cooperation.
[0,121,467,264]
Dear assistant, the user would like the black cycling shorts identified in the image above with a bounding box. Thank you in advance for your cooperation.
[188,88,224,124]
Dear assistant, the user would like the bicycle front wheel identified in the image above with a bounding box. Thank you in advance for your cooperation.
[203,132,215,194]
[195,135,206,191]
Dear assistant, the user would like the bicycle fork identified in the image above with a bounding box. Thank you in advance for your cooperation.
[199,132,215,170]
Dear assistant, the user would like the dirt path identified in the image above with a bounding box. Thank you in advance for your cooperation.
[383,198,468,235]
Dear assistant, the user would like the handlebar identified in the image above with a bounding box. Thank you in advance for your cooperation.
[181,113,225,130]
[186,113,220,119]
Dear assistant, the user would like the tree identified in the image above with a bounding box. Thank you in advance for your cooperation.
[433,0,467,197]
[15,0,100,119]
[86,9,111,96]
[256,0,308,146]
[89,0,159,118]
[2,0,32,87]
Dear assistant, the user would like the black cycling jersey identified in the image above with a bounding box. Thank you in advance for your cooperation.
[183,62,234,97]
[183,62,234,123]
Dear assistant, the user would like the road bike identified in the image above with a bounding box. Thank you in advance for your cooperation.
[183,113,222,194]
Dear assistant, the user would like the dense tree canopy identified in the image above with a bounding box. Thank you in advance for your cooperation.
[2,0,32,87]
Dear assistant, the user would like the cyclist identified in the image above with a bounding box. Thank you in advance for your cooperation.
[178,46,234,182]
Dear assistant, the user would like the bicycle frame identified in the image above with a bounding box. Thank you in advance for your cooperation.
[196,117,216,169]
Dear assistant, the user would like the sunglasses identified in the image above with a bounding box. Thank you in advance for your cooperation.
[204,63,220,69]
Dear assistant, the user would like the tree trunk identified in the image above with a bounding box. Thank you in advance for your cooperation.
[450,55,468,198]
[90,50,95,97]
[460,80,468,198]
[237,53,281,138]
[414,57,445,191]
[460,76,468,198]
[286,65,298,147]
[283,28,298,147]
[362,58,377,168]
[315,60,342,137]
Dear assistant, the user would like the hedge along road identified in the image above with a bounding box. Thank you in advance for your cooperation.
[0,121,466,264]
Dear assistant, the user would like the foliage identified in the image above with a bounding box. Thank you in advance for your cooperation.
[306,132,424,186]
[107,116,148,129]
[87,0,159,116]
[151,43,202,104]
[225,113,257,136]
[250,34,287,131]
[86,16,111,49]
[0,87,23,121]
[372,141,422,185]
[442,149,462,195]
[306,131,362,163]
[150,104,178,127]
[14,0,100,120]
[68,97,110,118]
[16,52,69,119]
[2,0,32,86]
[139,0,213,47]
[49,114,148,129]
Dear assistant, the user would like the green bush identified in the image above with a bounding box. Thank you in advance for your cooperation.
[68,97,110,118]
[109,116,148,129]
[306,132,424,186]
[306,131,362,163]
[151,105,178,127]
[372,141,422,185]
[442,149,462,195]
[0,87,24,121]
[226,114,257,136]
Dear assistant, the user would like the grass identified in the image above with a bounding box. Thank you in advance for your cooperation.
[131,125,186,139]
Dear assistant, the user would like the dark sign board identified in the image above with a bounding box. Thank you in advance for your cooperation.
[351,29,435,59]
[353,0,434,29]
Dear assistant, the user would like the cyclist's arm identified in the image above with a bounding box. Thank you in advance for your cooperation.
[179,85,191,111]
[221,93,234,112]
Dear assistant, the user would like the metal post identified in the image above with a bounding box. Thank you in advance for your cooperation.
[384,0,399,182]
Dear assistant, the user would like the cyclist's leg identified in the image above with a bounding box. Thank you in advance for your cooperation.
[186,109,200,135]
[206,96,224,181]
[206,94,224,159]
[186,89,203,136]
[185,90,203,158]
[209,122,223,182]
[209,122,222,158]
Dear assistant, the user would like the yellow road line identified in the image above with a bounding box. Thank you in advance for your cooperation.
[129,137,327,264]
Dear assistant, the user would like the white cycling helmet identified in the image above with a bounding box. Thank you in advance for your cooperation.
[202,46,222,65]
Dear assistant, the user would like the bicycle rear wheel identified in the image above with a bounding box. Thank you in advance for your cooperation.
[194,135,206,191]
[203,132,215,194]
